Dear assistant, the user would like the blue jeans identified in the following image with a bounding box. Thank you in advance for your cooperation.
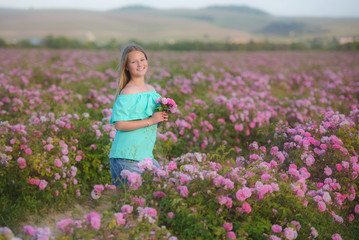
[109,158,161,186]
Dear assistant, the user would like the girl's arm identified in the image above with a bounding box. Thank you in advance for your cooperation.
[114,111,168,131]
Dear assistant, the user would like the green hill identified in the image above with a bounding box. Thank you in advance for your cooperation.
[110,5,155,11]
[0,5,358,44]
[204,5,271,16]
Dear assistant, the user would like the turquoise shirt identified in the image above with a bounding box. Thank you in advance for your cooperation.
[109,91,162,161]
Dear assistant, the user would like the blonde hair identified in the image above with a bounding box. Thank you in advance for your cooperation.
[115,43,148,97]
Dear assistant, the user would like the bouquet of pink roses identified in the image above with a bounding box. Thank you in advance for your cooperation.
[155,97,177,113]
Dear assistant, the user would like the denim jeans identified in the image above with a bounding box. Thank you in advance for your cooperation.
[109,158,161,186]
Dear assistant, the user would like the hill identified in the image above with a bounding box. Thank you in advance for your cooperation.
[0,5,358,44]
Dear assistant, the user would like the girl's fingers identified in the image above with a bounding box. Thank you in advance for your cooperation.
[161,112,168,121]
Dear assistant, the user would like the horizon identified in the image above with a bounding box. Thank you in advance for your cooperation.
[0,0,359,18]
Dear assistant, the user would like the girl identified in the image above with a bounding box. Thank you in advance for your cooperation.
[109,43,168,186]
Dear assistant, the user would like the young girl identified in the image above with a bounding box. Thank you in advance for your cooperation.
[109,43,168,186]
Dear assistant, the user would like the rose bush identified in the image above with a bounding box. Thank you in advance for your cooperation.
[1,49,358,239]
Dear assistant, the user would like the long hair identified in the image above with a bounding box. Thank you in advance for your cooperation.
[115,43,148,98]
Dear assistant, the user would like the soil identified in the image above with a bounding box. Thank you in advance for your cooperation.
[13,191,119,238]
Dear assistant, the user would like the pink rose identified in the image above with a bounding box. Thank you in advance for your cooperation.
[86,212,101,230]
[39,180,48,190]
[177,186,189,198]
[223,222,233,231]
[168,98,175,106]
[91,190,101,200]
[236,187,252,201]
[29,178,36,185]
[213,176,224,186]
[61,155,69,163]
[271,224,282,233]
[24,148,32,155]
[162,98,168,104]
[225,196,233,208]
[153,191,167,198]
[324,166,332,176]
[17,157,26,169]
[354,204,359,213]
[242,203,251,213]
[106,184,116,190]
[342,161,349,169]
[271,183,280,191]
[54,159,62,167]
[34,179,40,185]
[284,227,298,239]
[276,152,285,162]
[114,213,126,225]
[167,161,177,171]
[318,201,326,212]
[142,207,157,217]
[332,233,343,240]
[335,164,343,171]
[57,218,74,233]
[226,231,236,239]
[218,118,226,124]
[137,158,155,172]
[310,227,318,238]
[353,163,359,172]
[44,144,54,151]
[5,146,13,152]
[217,195,227,205]
[323,192,331,202]
[24,225,35,236]
[94,184,104,193]
[121,171,142,190]
[290,221,301,231]
[261,173,270,182]
[270,146,279,155]
[121,204,134,214]
[234,123,243,132]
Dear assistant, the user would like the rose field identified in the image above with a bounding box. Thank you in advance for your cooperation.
[1,48,359,240]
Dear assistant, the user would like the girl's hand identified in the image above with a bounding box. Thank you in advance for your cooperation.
[150,111,168,124]
[162,112,168,121]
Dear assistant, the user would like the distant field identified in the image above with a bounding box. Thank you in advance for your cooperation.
[0,6,359,44]
[0,8,252,44]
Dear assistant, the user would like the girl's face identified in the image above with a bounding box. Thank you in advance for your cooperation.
[126,50,148,78]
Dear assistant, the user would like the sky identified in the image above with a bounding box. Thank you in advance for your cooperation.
[0,0,359,18]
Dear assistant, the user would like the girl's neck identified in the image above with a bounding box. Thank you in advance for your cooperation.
[129,77,145,86]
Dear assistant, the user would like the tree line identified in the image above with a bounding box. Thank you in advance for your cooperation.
[0,35,358,51]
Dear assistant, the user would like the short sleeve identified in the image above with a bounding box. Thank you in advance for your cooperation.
[109,92,162,124]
